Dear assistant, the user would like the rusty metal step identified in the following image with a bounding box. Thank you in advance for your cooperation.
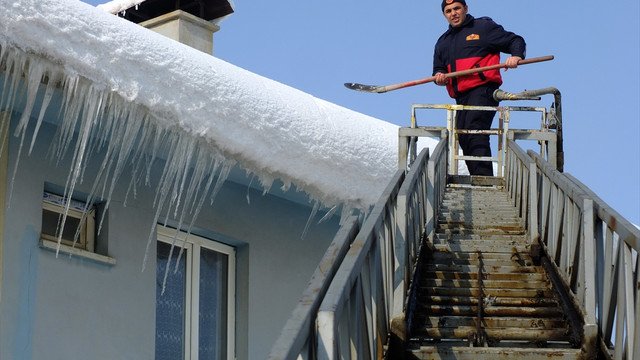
[430,245,529,256]
[406,346,582,360]
[422,263,543,274]
[420,286,555,298]
[427,256,535,268]
[429,249,531,258]
[421,295,559,307]
[437,223,525,233]
[436,228,526,236]
[429,245,531,256]
[414,327,571,342]
[418,315,568,329]
[417,304,563,318]
[421,271,546,281]
[420,278,549,290]
[434,233,528,242]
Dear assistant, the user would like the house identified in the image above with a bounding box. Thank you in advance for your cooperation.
[0,0,429,359]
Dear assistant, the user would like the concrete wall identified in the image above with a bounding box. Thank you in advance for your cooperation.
[0,107,338,359]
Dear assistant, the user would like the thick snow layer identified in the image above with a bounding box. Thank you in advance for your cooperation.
[0,0,434,214]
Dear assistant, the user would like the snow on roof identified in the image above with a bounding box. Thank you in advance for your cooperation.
[0,0,430,217]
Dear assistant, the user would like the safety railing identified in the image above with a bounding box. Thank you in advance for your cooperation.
[401,134,449,347]
[315,136,451,359]
[506,146,639,359]
[267,216,360,360]
[531,150,600,354]
[562,170,639,359]
[399,103,558,175]
[316,169,404,359]
[504,139,539,244]
[269,139,446,360]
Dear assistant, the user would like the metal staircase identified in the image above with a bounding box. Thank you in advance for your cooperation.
[406,181,583,359]
[268,90,639,360]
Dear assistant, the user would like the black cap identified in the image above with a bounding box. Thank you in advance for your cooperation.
[442,0,466,12]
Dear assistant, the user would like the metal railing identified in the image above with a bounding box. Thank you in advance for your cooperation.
[315,168,403,359]
[399,103,558,176]
[268,136,448,359]
[503,137,639,359]
[530,152,639,359]
[270,89,638,359]
[267,215,360,360]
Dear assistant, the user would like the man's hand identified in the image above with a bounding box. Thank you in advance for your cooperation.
[435,72,448,86]
[504,56,522,71]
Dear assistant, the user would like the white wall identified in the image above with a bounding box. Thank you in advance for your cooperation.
[0,104,339,359]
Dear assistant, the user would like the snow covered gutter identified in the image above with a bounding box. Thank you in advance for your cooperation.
[0,0,405,218]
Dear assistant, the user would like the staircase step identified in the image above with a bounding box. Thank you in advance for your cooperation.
[421,271,546,281]
[428,245,532,261]
[406,346,582,360]
[420,278,549,290]
[421,286,555,298]
[423,263,543,274]
[428,250,533,261]
[420,296,559,307]
[417,305,563,318]
[418,315,567,329]
[436,228,526,236]
[414,327,571,342]
[434,233,528,241]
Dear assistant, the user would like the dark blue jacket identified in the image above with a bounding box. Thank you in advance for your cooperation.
[433,14,526,98]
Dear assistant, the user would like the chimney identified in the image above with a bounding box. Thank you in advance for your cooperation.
[101,0,234,55]
[141,10,219,54]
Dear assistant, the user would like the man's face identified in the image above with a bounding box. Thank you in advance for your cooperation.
[443,2,468,27]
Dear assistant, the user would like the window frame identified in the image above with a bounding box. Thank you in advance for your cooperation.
[156,226,236,360]
[41,191,96,252]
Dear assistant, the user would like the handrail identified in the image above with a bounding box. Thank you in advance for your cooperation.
[504,139,538,244]
[527,150,639,358]
[267,215,360,360]
[404,103,557,175]
[563,173,640,359]
[395,148,430,318]
[530,150,599,353]
[317,169,405,359]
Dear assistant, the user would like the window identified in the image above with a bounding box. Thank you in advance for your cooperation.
[156,226,236,360]
[41,191,95,252]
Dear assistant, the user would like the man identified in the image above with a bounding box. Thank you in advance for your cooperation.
[433,0,526,176]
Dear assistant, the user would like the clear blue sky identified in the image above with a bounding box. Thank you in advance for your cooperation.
[83,0,639,225]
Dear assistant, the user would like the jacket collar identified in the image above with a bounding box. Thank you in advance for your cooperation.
[448,13,475,32]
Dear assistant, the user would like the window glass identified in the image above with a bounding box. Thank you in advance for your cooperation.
[155,227,235,360]
[156,241,187,360]
[199,248,229,359]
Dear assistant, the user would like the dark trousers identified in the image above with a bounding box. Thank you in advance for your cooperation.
[455,84,499,176]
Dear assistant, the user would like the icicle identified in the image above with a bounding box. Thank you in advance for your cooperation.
[160,227,183,296]
[300,200,320,240]
[246,174,255,204]
[317,204,339,224]
[0,43,361,277]
[29,70,61,154]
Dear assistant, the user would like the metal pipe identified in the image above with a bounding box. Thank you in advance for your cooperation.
[493,89,541,101]
[516,87,564,171]
[493,87,564,172]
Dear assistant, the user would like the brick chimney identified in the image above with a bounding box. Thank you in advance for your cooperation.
[100,0,234,55]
